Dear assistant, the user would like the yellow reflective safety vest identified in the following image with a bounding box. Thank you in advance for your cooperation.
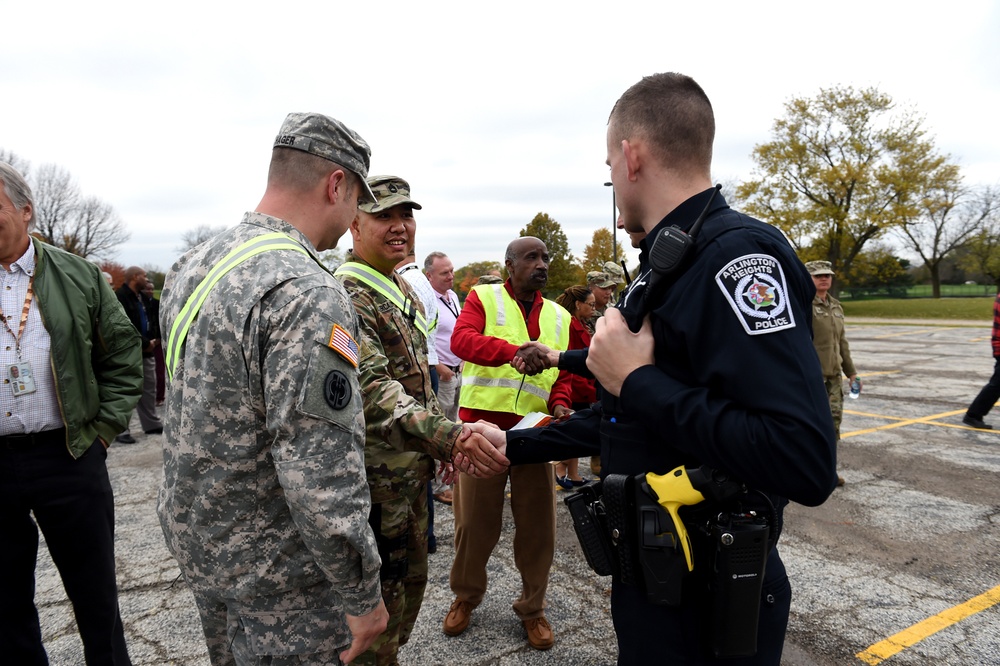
[459,284,571,416]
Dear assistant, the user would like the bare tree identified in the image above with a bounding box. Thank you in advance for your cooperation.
[179,224,228,252]
[61,196,130,258]
[893,175,993,297]
[959,186,1000,287]
[31,164,80,245]
[0,149,31,175]
[3,154,129,260]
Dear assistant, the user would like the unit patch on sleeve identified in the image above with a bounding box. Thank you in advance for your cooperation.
[715,253,796,335]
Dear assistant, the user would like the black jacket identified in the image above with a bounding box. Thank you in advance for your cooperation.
[506,188,837,507]
[116,284,154,355]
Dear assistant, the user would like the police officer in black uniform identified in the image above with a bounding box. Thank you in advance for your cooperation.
[463,72,838,665]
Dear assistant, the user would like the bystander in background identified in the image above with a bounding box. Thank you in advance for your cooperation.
[962,291,1000,429]
[806,260,856,486]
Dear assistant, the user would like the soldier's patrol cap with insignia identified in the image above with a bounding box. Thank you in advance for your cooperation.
[804,260,835,276]
[587,271,616,288]
[273,112,377,204]
[601,261,625,285]
[358,175,423,214]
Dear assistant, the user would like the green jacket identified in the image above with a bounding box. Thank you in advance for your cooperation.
[33,239,143,457]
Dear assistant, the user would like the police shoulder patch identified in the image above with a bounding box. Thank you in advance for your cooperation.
[714,253,796,335]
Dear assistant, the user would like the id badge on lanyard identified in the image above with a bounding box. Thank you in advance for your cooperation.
[3,274,38,396]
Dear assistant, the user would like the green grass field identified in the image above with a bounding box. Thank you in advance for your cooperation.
[842,297,994,320]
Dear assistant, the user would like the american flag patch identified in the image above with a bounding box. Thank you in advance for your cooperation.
[328,324,359,368]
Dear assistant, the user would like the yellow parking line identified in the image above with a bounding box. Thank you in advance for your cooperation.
[856,584,1000,664]
[842,409,1000,436]
[843,409,909,421]
[841,410,966,438]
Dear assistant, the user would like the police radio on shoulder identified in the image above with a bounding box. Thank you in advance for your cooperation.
[633,185,722,333]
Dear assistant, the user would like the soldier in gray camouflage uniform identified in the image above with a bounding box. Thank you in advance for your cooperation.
[157,113,389,666]
[335,175,508,666]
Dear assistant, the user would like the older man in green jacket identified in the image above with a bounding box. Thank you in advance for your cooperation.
[0,161,143,665]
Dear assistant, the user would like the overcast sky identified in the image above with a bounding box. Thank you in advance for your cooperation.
[4,1,998,275]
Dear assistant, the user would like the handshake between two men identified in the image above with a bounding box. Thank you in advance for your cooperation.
[453,422,509,478]
[509,308,655,397]
[453,309,656,477]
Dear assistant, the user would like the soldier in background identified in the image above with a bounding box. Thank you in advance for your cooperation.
[806,260,856,486]
[157,113,388,665]
[586,270,617,331]
[602,260,626,291]
[335,174,508,665]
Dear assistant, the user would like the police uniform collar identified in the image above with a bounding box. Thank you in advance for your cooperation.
[638,187,729,262]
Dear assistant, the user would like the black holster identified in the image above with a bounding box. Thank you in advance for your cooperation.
[564,472,772,658]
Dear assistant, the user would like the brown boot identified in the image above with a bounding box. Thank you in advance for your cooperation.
[443,599,474,637]
[523,616,554,650]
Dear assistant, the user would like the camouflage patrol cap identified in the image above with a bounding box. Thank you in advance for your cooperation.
[805,260,835,276]
[602,261,625,285]
[273,112,377,204]
[357,175,423,214]
[476,275,504,285]
[587,270,616,288]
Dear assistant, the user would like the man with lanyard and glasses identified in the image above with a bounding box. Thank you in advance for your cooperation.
[425,250,462,507]
[0,161,142,665]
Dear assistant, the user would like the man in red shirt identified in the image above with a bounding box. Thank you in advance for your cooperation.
[442,236,573,651]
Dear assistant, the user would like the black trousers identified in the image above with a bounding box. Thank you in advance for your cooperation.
[611,548,791,665]
[967,357,1000,420]
[0,434,131,666]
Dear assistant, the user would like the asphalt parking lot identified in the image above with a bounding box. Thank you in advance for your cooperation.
[34,320,1000,665]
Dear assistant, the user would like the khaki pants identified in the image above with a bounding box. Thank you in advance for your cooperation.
[449,462,555,619]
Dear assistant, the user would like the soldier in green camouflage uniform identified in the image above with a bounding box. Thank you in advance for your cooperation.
[335,175,503,666]
[157,113,389,666]
[806,260,856,486]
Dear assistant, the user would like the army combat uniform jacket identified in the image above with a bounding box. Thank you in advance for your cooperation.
[157,213,381,659]
[336,251,460,502]
[811,294,856,379]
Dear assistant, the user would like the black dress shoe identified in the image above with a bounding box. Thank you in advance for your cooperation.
[962,415,993,430]
[115,433,137,444]
[145,427,164,435]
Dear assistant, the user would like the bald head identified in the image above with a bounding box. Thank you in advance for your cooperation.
[505,236,549,298]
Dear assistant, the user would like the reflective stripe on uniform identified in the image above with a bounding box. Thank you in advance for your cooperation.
[334,262,430,337]
[165,232,309,380]
[459,284,570,416]
[460,375,552,403]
